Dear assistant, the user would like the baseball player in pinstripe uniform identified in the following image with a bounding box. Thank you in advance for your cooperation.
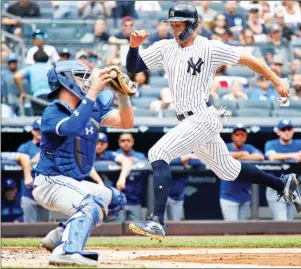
[127,3,301,241]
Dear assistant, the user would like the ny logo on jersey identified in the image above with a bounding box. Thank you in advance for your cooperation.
[187,57,204,75]
[85,127,94,135]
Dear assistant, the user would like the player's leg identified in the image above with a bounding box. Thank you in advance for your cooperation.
[168,198,184,221]
[21,196,38,222]
[127,205,142,221]
[194,134,301,213]
[219,198,239,221]
[33,175,105,265]
[287,203,297,220]
[238,201,251,220]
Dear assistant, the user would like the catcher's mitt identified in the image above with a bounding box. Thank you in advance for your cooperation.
[106,66,137,96]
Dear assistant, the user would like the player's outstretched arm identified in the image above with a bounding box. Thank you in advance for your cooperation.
[89,167,105,186]
[115,155,132,191]
[15,153,33,187]
[238,52,289,97]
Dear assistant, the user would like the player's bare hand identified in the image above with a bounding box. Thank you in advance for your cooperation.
[116,178,126,191]
[130,30,150,48]
[274,78,290,98]
[24,175,34,188]
[89,68,112,95]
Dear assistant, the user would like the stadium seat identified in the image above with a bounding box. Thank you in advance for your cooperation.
[134,109,159,117]
[236,108,271,117]
[218,87,230,97]
[271,109,300,118]
[139,87,162,98]
[46,28,79,41]
[272,100,301,110]
[216,99,238,116]
[149,76,169,87]
[131,97,157,109]
[225,66,255,78]
[238,100,272,110]
[162,110,176,118]
[151,67,165,77]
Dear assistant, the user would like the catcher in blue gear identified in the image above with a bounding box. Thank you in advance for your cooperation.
[32,60,135,266]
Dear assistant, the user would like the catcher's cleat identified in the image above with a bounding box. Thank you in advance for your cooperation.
[278,173,301,213]
[129,214,166,241]
[41,227,64,253]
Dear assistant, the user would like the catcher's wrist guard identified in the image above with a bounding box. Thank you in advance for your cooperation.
[117,92,132,107]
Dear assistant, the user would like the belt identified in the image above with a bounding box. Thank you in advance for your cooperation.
[176,101,212,121]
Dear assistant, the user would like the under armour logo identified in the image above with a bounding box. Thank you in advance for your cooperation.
[187,57,204,75]
[74,110,79,117]
[85,127,94,135]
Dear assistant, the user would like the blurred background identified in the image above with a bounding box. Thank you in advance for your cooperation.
[1,1,301,227]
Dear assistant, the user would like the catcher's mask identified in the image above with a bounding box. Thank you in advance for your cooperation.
[166,3,198,42]
[47,60,92,100]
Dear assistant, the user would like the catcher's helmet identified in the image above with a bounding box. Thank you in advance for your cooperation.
[166,3,198,41]
[47,60,92,100]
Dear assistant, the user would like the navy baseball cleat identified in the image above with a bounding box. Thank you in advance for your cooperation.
[279,174,301,213]
[129,214,166,241]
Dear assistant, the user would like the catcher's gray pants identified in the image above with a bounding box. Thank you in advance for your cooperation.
[21,196,50,222]
[165,197,184,221]
[148,106,241,181]
[33,175,112,217]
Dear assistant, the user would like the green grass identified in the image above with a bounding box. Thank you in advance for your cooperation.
[2,235,301,248]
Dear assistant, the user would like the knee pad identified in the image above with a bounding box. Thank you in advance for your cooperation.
[62,194,105,255]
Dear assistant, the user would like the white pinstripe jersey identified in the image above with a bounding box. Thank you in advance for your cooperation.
[140,36,242,114]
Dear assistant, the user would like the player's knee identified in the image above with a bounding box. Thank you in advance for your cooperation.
[214,157,240,181]
[148,145,171,164]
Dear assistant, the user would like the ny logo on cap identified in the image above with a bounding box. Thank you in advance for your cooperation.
[85,127,94,135]
[170,10,175,17]
[187,57,204,75]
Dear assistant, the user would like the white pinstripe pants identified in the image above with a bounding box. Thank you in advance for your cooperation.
[148,107,241,181]
[32,175,112,217]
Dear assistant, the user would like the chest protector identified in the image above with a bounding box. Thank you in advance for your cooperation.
[53,103,101,180]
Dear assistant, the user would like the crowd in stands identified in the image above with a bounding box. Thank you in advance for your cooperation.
[1,1,301,117]
[2,118,301,222]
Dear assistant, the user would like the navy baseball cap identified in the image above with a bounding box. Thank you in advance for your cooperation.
[98,132,108,143]
[32,118,42,130]
[276,120,293,130]
[3,178,17,190]
[6,53,18,63]
[233,124,247,133]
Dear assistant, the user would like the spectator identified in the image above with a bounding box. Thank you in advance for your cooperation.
[129,70,150,97]
[17,118,50,222]
[59,48,71,61]
[87,52,99,70]
[116,133,147,221]
[220,124,264,221]
[196,1,217,29]
[196,15,212,40]
[1,178,23,223]
[148,20,173,42]
[75,50,89,67]
[25,30,60,65]
[51,1,79,20]
[1,54,20,110]
[291,24,301,59]
[211,14,233,41]
[270,55,286,78]
[80,17,111,43]
[238,28,264,60]
[250,75,278,101]
[1,36,12,63]
[264,120,301,220]
[259,1,273,26]
[3,0,40,37]
[222,80,248,101]
[78,0,111,20]
[290,59,301,77]
[168,154,202,221]
[274,10,296,41]
[223,1,245,35]
[291,74,301,100]
[113,1,137,19]
[150,87,175,112]
[135,1,161,12]
[14,49,52,115]
[244,8,268,43]
[278,1,301,27]
[95,132,132,190]
[109,16,134,44]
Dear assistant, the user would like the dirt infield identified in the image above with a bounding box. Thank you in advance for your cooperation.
[2,247,301,268]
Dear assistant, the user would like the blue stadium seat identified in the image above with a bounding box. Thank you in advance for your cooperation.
[225,66,255,78]
[236,109,271,117]
[139,87,162,98]
[162,110,176,118]
[272,100,301,110]
[218,87,230,97]
[134,109,159,117]
[216,99,238,116]
[149,76,169,87]
[131,97,157,109]
[271,109,300,118]
[46,28,79,41]
[151,68,165,77]
[238,100,272,110]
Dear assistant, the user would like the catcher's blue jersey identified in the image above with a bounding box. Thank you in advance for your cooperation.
[36,91,114,180]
